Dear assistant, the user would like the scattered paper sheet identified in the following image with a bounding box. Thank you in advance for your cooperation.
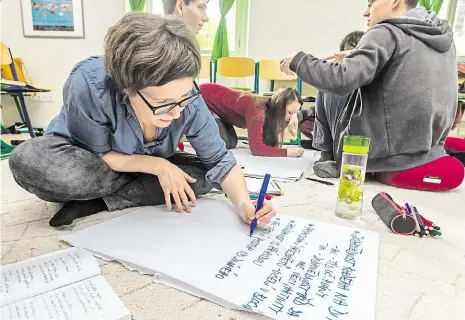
[211,177,283,195]
[231,149,316,181]
[62,199,379,320]
[246,177,283,195]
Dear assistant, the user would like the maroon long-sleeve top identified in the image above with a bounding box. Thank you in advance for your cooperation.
[200,83,287,157]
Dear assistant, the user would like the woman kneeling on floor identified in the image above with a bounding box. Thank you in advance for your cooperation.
[200,83,305,157]
[8,13,275,227]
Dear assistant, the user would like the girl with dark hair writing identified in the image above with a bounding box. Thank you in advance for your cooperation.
[200,83,305,157]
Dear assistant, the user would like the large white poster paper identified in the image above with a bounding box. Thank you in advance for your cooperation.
[62,199,379,320]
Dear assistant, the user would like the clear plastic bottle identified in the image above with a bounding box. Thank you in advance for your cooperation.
[335,136,371,220]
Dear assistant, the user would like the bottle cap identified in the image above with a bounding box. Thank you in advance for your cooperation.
[343,136,370,154]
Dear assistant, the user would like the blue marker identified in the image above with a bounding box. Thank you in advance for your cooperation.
[250,174,271,237]
[413,206,429,235]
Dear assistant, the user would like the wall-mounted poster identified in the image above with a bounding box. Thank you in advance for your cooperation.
[20,0,85,38]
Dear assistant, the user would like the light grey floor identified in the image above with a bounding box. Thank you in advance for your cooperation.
[1,157,465,320]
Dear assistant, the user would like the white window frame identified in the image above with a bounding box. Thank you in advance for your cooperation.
[442,0,465,59]
[204,0,249,57]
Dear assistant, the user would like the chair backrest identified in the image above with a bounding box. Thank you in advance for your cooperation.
[199,58,211,80]
[217,57,256,78]
[1,42,12,65]
[258,59,297,81]
[1,42,20,81]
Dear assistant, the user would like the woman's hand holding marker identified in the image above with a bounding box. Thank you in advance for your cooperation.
[239,199,276,228]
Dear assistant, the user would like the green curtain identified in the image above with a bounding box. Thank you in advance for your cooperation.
[129,0,146,12]
[419,0,444,14]
[211,0,235,61]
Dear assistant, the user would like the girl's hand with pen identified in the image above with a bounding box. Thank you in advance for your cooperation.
[238,199,276,227]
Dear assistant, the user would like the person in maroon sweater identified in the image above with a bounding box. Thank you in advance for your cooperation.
[200,83,304,157]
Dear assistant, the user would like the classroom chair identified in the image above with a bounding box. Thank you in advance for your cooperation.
[256,59,298,94]
[1,42,51,148]
[1,42,36,139]
[213,57,258,93]
[199,58,213,83]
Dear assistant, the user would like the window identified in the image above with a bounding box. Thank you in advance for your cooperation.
[150,0,249,56]
[439,0,465,57]
[453,0,465,57]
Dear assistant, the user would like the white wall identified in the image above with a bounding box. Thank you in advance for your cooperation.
[1,0,368,127]
[248,0,367,59]
[1,0,125,128]
[247,0,368,94]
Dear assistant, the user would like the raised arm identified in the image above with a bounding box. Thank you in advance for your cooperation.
[289,25,397,96]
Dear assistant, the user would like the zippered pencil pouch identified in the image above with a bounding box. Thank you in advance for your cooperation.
[372,192,416,235]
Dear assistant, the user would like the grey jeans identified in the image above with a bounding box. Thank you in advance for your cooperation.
[8,135,213,211]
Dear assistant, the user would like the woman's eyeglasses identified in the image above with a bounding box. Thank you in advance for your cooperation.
[137,82,201,116]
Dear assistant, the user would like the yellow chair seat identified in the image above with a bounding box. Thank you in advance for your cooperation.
[259,59,297,81]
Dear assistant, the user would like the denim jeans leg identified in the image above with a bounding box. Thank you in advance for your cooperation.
[9,136,213,212]
[8,135,131,203]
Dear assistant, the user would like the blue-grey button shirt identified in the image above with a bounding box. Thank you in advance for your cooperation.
[46,56,236,187]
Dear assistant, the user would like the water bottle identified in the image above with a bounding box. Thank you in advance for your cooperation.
[335,136,370,220]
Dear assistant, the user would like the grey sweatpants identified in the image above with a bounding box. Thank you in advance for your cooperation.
[312,91,349,152]
[8,135,213,211]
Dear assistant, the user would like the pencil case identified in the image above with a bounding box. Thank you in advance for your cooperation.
[371,192,416,235]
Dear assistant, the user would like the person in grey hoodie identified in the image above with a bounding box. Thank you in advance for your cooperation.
[280,0,464,191]
[288,31,365,168]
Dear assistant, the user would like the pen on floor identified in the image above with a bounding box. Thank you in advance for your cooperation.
[273,180,284,195]
[305,177,335,186]
[405,203,420,233]
[250,174,271,237]
[413,206,429,235]
[250,194,272,200]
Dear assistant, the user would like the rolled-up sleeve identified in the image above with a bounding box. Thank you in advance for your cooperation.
[185,96,237,188]
[63,69,111,154]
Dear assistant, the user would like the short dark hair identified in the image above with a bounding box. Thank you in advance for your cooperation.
[104,13,201,94]
[405,0,419,9]
[162,0,209,14]
[340,31,365,51]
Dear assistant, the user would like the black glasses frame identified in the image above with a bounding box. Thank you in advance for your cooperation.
[137,82,201,115]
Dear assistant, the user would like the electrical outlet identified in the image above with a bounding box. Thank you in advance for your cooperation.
[27,94,55,102]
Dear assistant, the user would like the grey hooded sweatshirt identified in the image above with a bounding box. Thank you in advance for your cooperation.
[290,8,458,172]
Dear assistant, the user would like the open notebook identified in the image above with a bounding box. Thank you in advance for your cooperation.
[0,248,131,320]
